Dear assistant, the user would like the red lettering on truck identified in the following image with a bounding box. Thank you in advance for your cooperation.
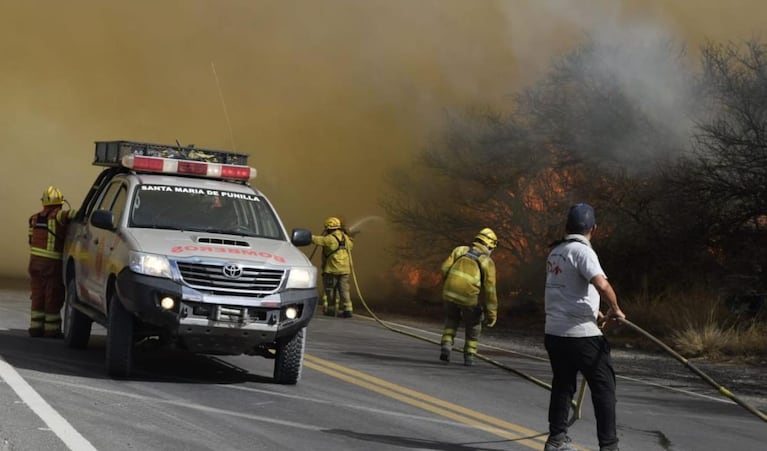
[170,245,286,263]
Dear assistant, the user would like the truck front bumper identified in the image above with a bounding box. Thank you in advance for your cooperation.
[115,270,317,355]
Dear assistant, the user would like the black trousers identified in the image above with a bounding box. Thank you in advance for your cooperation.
[544,334,618,448]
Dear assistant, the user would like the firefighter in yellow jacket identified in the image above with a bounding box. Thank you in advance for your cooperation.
[439,228,499,366]
[312,217,355,318]
[27,186,76,338]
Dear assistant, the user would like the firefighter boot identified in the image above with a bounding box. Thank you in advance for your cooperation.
[321,294,328,315]
[28,328,44,338]
[324,296,336,317]
[439,343,451,363]
[29,310,45,337]
[463,353,475,367]
[43,313,63,338]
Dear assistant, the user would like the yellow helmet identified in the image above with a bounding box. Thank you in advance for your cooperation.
[41,186,64,206]
[324,216,341,230]
[474,227,497,250]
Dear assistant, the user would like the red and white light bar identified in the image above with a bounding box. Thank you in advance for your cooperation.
[121,155,257,181]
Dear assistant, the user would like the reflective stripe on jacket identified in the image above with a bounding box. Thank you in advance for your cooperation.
[441,243,498,316]
[29,206,70,259]
[312,230,354,275]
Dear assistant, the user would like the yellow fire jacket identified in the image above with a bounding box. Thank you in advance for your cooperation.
[440,243,498,319]
[312,230,354,275]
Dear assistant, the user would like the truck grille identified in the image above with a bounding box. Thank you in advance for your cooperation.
[176,262,285,295]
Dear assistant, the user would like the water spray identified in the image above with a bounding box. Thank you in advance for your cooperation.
[346,215,385,235]
[309,215,385,261]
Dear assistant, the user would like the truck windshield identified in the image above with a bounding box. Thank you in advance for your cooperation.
[129,185,285,239]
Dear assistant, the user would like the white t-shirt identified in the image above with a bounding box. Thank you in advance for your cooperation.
[544,234,606,337]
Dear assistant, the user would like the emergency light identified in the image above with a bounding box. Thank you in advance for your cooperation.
[121,155,257,181]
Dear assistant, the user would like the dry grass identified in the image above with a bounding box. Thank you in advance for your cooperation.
[720,321,767,361]
[671,323,732,358]
[672,321,767,362]
[617,286,767,362]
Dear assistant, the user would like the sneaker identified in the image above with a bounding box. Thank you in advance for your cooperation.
[544,434,576,451]
[340,311,353,318]
[439,346,451,362]
[463,353,475,366]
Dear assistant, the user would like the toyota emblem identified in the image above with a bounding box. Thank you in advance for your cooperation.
[222,263,243,279]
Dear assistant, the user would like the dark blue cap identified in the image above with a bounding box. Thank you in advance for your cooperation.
[566,203,595,234]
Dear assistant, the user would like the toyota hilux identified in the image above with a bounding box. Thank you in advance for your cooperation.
[62,140,318,384]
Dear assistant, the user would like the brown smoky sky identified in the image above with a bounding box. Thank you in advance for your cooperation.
[1,0,765,287]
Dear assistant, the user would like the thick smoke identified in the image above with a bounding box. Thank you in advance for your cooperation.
[1,1,765,291]
[499,0,697,170]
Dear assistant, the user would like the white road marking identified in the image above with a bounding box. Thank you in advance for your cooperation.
[31,376,470,430]
[0,356,97,451]
[28,378,325,431]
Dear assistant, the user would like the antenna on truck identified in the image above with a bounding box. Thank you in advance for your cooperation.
[210,61,237,151]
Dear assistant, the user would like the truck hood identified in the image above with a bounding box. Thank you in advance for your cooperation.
[124,228,311,268]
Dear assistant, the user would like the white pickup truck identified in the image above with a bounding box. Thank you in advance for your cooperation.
[62,141,318,383]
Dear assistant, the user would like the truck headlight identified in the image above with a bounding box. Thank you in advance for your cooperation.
[285,267,317,289]
[129,251,172,279]
[284,306,299,320]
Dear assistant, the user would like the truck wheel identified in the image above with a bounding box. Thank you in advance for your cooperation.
[63,279,92,349]
[105,292,134,379]
[273,327,306,385]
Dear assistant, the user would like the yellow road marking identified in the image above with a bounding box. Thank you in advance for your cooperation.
[305,354,549,449]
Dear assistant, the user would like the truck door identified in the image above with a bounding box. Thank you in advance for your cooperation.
[80,181,127,309]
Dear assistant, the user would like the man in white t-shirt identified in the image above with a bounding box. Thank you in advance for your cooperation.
[543,203,626,451]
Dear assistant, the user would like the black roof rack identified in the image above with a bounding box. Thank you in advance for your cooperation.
[93,140,249,167]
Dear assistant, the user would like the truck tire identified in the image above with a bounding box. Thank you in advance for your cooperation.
[273,327,305,385]
[63,279,92,349]
[105,292,134,378]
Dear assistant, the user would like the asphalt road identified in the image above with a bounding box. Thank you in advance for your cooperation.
[0,283,765,451]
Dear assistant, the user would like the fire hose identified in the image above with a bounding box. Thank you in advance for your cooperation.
[615,317,767,424]
[315,231,767,425]
[343,248,589,425]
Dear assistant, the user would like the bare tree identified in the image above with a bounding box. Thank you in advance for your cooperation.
[689,40,767,230]
[672,39,767,292]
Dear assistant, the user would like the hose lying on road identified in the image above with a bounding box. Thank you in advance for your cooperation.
[310,230,767,425]
[345,250,588,425]
[343,249,767,425]
[616,317,767,424]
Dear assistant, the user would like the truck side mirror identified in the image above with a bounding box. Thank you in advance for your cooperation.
[291,228,312,247]
[91,209,116,230]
